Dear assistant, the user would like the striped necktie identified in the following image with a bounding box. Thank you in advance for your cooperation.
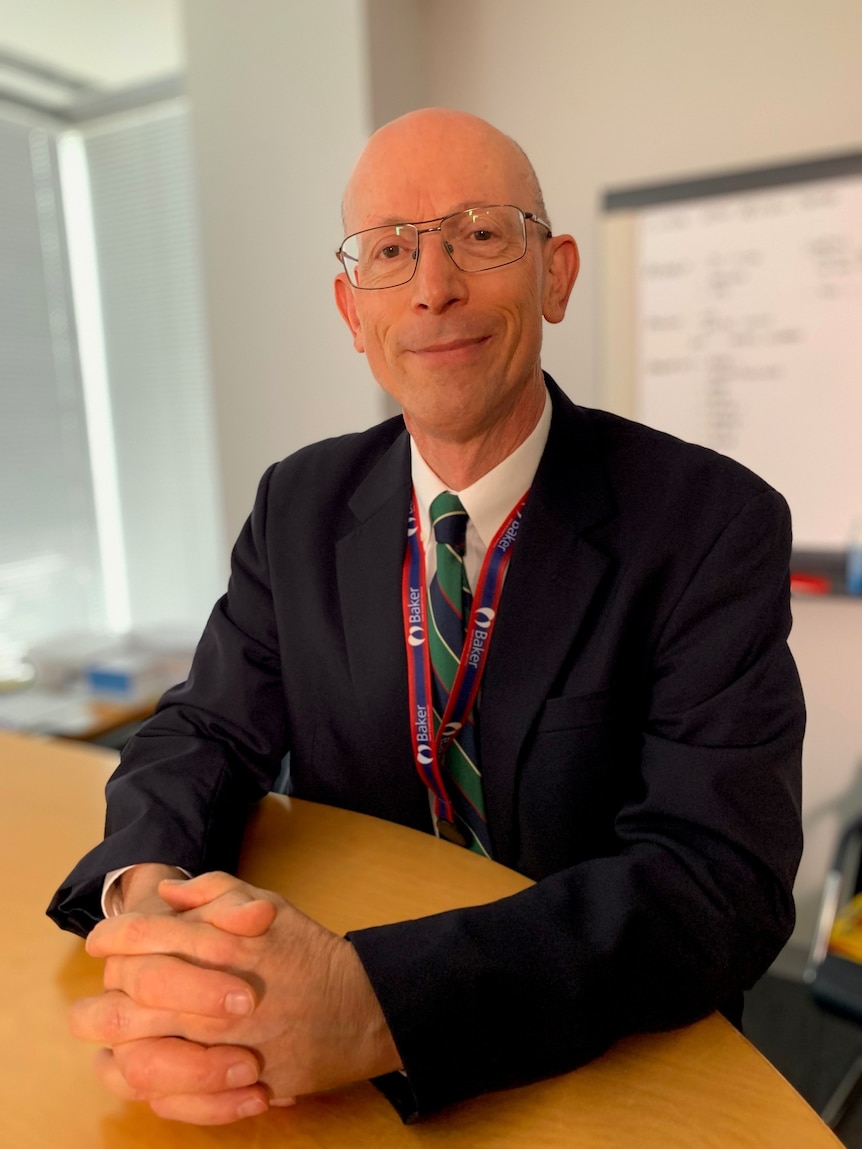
[427,491,492,856]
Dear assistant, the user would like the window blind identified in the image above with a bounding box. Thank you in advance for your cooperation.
[0,116,105,661]
[0,100,225,667]
[76,103,226,632]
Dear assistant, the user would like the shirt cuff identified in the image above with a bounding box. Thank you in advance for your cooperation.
[101,864,191,917]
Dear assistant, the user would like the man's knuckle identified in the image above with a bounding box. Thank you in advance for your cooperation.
[70,996,129,1043]
[102,999,132,1043]
[120,914,151,948]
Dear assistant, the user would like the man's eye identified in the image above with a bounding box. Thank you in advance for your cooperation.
[369,238,411,262]
[471,229,496,242]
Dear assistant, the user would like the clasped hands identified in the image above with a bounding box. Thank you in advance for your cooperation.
[70,870,401,1125]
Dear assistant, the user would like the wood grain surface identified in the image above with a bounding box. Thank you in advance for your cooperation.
[0,730,840,1148]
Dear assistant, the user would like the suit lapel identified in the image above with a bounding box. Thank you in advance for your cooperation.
[336,430,418,799]
[480,383,617,864]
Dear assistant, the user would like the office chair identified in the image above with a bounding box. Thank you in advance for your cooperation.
[806,814,862,1127]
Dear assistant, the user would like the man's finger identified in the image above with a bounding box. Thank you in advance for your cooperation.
[148,1088,270,1125]
[158,872,282,935]
[94,1043,269,1123]
[112,1036,262,1097]
[103,954,256,1018]
[191,897,277,936]
[86,912,237,964]
[181,895,277,937]
[158,871,275,910]
[70,990,231,1046]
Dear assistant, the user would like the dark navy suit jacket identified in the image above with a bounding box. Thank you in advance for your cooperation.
[48,376,804,1116]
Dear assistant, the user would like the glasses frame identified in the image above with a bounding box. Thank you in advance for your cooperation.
[335,204,553,290]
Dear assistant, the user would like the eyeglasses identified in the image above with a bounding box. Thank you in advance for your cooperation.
[336,204,552,290]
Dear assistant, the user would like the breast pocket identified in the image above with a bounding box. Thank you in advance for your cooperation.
[517,689,631,876]
[535,689,613,733]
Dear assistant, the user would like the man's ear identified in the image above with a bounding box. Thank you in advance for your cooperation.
[542,235,579,325]
[334,272,365,353]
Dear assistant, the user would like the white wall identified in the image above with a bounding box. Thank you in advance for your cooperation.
[417,0,862,951]
[181,0,385,539]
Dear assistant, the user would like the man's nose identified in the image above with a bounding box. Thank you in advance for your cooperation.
[409,232,468,312]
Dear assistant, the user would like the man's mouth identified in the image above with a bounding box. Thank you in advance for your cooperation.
[409,336,490,356]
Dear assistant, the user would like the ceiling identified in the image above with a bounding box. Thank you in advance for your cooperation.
[0,0,183,110]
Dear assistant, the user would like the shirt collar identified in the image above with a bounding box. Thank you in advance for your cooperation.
[410,387,551,547]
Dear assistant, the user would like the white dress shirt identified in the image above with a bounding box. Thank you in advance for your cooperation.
[410,387,551,589]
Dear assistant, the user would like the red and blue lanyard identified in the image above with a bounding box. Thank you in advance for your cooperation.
[402,488,528,824]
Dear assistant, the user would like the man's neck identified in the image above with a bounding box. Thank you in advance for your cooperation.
[405,382,547,491]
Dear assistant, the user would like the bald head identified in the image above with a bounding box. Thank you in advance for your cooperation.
[342,108,548,235]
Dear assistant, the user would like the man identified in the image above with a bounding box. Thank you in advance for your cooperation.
[49,108,804,1126]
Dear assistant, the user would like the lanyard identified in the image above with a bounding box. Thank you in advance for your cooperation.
[402,488,528,823]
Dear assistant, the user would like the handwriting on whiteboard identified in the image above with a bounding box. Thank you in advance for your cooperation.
[636,174,862,549]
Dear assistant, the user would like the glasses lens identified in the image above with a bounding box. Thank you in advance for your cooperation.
[442,206,526,272]
[340,224,418,288]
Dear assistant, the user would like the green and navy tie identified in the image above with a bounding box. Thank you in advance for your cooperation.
[427,491,492,856]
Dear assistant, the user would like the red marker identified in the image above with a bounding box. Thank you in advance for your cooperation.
[790,572,832,595]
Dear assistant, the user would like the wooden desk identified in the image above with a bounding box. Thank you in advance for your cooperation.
[0,731,840,1148]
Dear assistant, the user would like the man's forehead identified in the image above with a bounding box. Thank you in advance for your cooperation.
[360,200,504,228]
[343,163,535,233]
[342,111,538,232]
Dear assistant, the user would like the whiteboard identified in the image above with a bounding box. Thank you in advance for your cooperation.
[631,169,862,551]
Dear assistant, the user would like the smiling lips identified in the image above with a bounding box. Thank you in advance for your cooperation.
[409,335,490,356]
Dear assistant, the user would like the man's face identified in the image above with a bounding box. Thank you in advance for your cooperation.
[335,114,577,447]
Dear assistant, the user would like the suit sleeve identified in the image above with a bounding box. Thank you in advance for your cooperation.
[347,486,804,1117]
[46,465,288,938]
